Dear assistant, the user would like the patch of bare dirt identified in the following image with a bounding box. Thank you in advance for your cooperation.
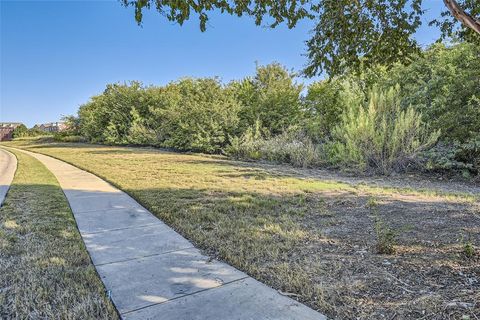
[293,188,479,319]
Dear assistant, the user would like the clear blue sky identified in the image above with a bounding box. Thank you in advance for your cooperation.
[1,0,443,127]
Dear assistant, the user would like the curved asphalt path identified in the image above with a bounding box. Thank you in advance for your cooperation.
[10,147,326,320]
[0,148,17,206]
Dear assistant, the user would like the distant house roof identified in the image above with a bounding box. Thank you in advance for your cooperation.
[34,121,67,132]
[0,122,23,128]
[39,122,65,127]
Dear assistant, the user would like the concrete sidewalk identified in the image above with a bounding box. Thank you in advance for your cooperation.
[0,148,17,206]
[12,148,326,320]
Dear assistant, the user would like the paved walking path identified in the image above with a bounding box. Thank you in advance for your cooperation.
[11,148,326,320]
[0,148,17,206]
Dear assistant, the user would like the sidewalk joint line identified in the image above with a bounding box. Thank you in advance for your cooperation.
[65,193,123,199]
[120,276,250,316]
[73,206,140,214]
[82,222,163,235]
[94,246,196,267]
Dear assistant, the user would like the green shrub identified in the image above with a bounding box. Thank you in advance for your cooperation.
[226,120,265,160]
[456,135,480,176]
[12,125,45,138]
[463,241,475,258]
[227,124,322,167]
[374,216,397,255]
[309,43,479,175]
[78,81,145,144]
[70,44,478,177]
[460,233,476,258]
[12,124,28,138]
[230,63,303,135]
[380,42,480,144]
[260,130,321,167]
[304,80,365,141]
[148,78,240,153]
[328,85,440,174]
[126,107,157,145]
[77,79,240,153]
[57,135,87,143]
[61,115,81,136]
[422,135,480,178]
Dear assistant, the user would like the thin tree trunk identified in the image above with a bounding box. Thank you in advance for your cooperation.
[443,0,480,35]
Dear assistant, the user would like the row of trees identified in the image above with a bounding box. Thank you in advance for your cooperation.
[11,124,46,138]
[71,42,479,177]
[77,63,303,153]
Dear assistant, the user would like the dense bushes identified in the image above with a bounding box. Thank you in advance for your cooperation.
[13,125,47,138]
[72,43,479,178]
[77,64,303,153]
[378,43,479,176]
[385,42,480,144]
[229,63,303,135]
[423,136,480,177]
[12,124,29,138]
[227,123,322,167]
[78,79,240,153]
[147,79,240,153]
[328,86,440,173]
[229,86,441,174]
[78,82,146,144]
[301,42,479,176]
[304,80,364,142]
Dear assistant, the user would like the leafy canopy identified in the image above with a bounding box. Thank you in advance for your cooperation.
[121,0,480,76]
[229,63,303,135]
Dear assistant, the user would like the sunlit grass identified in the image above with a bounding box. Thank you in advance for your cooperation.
[0,148,118,319]
[3,138,479,319]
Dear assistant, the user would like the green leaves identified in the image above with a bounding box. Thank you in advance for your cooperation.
[304,0,423,76]
[230,63,303,135]
[78,81,145,144]
[384,42,480,143]
[329,85,440,173]
[121,0,479,77]
[12,124,28,138]
[121,0,313,31]
[149,78,241,152]
[74,43,479,175]
[79,78,241,153]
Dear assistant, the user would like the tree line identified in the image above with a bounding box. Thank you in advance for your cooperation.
[60,42,479,178]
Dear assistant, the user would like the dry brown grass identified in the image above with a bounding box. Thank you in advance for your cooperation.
[3,139,479,319]
[0,148,118,319]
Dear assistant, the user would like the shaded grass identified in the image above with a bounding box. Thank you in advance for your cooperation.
[0,149,118,319]
[2,139,479,319]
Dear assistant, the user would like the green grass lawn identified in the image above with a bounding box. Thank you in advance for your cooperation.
[0,148,118,319]
[3,139,479,319]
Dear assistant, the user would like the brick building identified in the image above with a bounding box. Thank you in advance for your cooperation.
[0,123,23,141]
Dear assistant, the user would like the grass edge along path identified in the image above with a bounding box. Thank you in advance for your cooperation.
[3,141,479,319]
[0,148,119,319]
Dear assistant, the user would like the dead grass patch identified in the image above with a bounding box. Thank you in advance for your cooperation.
[0,149,118,319]
[3,140,479,319]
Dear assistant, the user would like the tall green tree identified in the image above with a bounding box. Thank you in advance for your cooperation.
[378,42,480,143]
[230,63,303,134]
[78,81,145,143]
[12,124,28,138]
[121,0,480,76]
[304,79,364,141]
[148,78,241,153]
